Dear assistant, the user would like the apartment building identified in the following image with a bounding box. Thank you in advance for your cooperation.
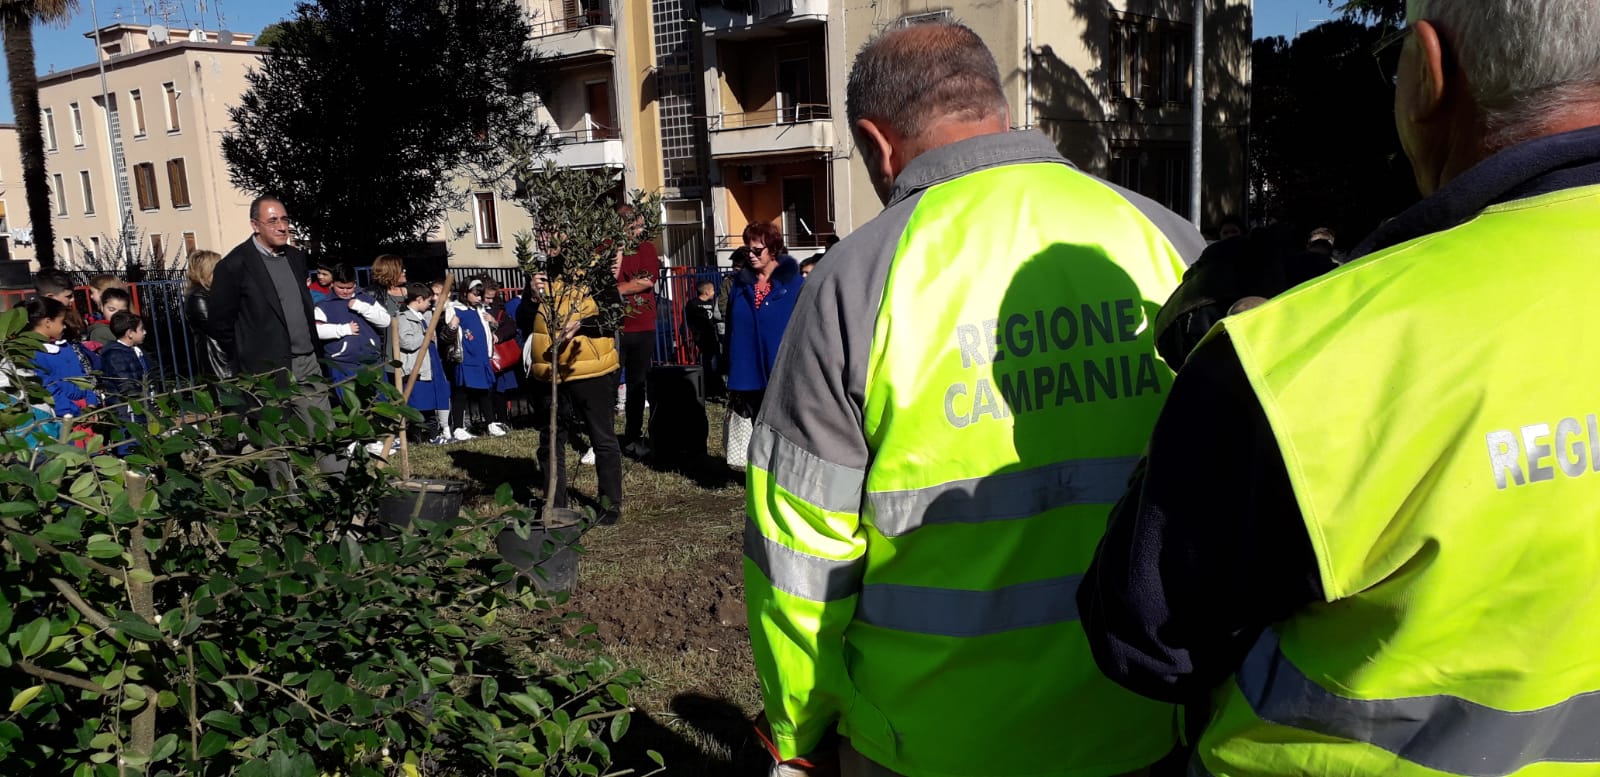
[33,24,262,273]
[443,0,717,269]
[443,0,657,267]
[0,124,33,266]
[698,0,1252,259]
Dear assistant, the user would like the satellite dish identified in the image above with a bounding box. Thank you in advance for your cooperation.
[148,24,169,44]
[187,29,206,42]
[218,29,234,44]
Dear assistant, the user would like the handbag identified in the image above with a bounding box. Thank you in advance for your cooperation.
[491,338,522,373]
[724,404,753,470]
[435,318,464,365]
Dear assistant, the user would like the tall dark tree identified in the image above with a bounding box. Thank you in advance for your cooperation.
[2,0,78,269]
[222,0,546,262]
[1249,20,1418,243]
[1328,0,1406,27]
[252,20,292,49]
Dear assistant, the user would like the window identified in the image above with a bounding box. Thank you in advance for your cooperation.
[897,10,951,27]
[163,82,180,132]
[150,233,164,262]
[89,236,101,261]
[62,239,74,263]
[1109,13,1192,103]
[182,231,196,258]
[133,162,160,210]
[1111,142,1189,215]
[129,89,147,136]
[42,108,58,151]
[79,171,95,215]
[51,173,66,216]
[166,158,191,207]
[69,102,84,146]
[473,192,499,245]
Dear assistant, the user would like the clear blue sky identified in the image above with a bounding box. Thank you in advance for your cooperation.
[0,0,297,122]
[1257,0,1347,40]
[0,0,1340,122]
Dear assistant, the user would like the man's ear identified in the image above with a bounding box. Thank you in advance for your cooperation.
[1406,20,1451,123]
[854,117,897,190]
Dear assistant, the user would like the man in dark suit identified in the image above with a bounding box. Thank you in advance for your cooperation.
[208,195,341,473]
[208,196,320,378]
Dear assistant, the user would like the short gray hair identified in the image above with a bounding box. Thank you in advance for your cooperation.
[1411,0,1600,142]
[845,18,1008,140]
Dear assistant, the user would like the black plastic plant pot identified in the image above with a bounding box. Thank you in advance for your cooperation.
[376,478,467,532]
[496,507,584,593]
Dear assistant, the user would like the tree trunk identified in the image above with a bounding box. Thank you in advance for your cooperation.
[544,298,561,526]
[4,11,56,269]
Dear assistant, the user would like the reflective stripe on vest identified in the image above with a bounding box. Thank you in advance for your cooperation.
[1203,184,1600,777]
[865,456,1138,537]
[855,574,1082,637]
[1233,630,1600,777]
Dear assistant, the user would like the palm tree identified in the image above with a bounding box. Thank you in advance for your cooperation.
[2,0,79,270]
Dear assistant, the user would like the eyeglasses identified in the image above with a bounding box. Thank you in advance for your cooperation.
[254,216,293,227]
[1371,24,1409,86]
[748,245,769,255]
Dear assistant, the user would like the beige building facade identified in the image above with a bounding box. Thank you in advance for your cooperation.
[700,0,1252,261]
[0,124,35,265]
[32,24,262,274]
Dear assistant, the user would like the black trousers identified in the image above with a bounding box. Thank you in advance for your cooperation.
[450,386,493,432]
[618,330,654,441]
[533,375,622,517]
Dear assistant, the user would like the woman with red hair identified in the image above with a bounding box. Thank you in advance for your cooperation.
[725,221,803,420]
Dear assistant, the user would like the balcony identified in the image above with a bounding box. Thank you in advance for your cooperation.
[709,105,833,160]
[546,123,625,170]
[701,0,828,39]
[530,6,614,63]
[717,232,834,250]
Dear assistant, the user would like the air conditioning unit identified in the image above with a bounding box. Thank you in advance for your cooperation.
[739,165,767,184]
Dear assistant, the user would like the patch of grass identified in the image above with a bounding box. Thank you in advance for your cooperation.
[404,404,765,775]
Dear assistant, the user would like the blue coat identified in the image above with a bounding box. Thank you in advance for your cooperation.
[33,341,100,417]
[317,293,384,370]
[99,342,149,403]
[726,255,803,392]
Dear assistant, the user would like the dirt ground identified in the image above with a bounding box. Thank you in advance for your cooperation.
[407,411,771,776]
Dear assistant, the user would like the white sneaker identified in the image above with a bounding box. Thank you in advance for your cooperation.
[580,448,596,465]
[364,441,387,457]
[487,422,510,437]
[452,427,476,441]
[429,434,452,445]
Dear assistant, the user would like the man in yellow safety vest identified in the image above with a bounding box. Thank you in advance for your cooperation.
[743,16,1205,777]
[1081,1,1600,775]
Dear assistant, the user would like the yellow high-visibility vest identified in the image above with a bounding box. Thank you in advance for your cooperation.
[1201,183,1600,776]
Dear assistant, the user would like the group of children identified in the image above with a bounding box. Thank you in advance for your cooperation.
[313,258,524,446]
[10,262,555,453]
[396,276,521,445]
[16,270,152,446]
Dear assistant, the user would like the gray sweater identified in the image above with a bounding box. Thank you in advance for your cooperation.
[397,309,432,381]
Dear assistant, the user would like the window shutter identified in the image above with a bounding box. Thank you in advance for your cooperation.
[167,159,190,207]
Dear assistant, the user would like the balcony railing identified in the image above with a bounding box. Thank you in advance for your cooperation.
[709,104,831,131]
[718,232,835,250]
[548,119,620,144]
[700,0,828,35]
[531,4,612,37]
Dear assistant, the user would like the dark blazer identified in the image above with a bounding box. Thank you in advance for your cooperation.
[207,237,319,376]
